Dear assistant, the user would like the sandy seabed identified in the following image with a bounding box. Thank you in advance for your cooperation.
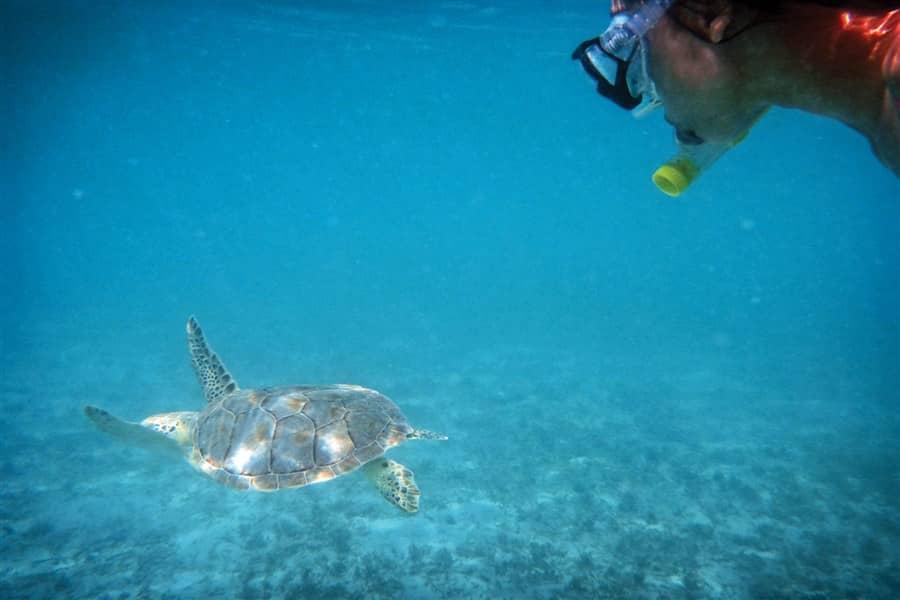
[2,340,897,599]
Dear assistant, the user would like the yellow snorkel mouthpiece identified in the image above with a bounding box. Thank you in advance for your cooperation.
[652,159,699,197]
[651,141,734,197]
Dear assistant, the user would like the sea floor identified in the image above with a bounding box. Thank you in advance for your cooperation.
[2,332,898,599]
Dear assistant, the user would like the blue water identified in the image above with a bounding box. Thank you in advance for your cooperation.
[4,1,899,597]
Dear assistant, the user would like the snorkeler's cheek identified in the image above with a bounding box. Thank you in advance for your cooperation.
[654,78,723,141]
[646,15,722,86]
[661,94,753,146]
[651,56,748,142]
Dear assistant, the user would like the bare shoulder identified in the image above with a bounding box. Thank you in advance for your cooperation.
[875,30,900,177]
[884,32,900,113]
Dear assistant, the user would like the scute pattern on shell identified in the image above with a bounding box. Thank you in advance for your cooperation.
[193,385,413,491]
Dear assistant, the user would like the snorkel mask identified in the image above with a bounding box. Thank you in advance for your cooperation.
[572,0,673,117]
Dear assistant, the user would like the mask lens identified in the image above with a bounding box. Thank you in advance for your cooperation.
[572,38,642,111]
[584,43,619,88]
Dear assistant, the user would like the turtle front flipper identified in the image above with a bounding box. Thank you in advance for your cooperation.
[84,406,190,458]
[186,316,239,403]
[364,459,421,513]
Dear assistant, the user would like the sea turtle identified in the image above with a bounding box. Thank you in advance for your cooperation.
[84,316,446,512]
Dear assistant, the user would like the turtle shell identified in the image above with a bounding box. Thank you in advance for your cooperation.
[191,384,413,491]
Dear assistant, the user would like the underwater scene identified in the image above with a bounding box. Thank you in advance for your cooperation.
[4,0,900,598]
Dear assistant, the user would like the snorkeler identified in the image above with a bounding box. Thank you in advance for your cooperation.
[574,1,900,195]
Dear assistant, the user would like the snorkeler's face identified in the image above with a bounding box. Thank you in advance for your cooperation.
[644,14,764,144]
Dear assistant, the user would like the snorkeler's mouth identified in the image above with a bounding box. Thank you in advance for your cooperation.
[675,128,704,145]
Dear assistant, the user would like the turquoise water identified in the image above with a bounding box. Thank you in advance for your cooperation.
[4,1,900,597]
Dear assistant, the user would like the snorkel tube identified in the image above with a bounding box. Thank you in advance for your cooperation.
[652,109,768,197]
[601,0,674,55]
[652,139,741,197]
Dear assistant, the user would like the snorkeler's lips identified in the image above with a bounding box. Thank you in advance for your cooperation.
[675,128,704,145]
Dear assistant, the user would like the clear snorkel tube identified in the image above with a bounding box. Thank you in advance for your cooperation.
[600,0,674,55]
[652,139,740,197]
[652,109,769,197]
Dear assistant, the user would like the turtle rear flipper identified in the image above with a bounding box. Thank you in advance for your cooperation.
[186,316,239,403]
[84,406,185,458]
[365,459,421,513]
